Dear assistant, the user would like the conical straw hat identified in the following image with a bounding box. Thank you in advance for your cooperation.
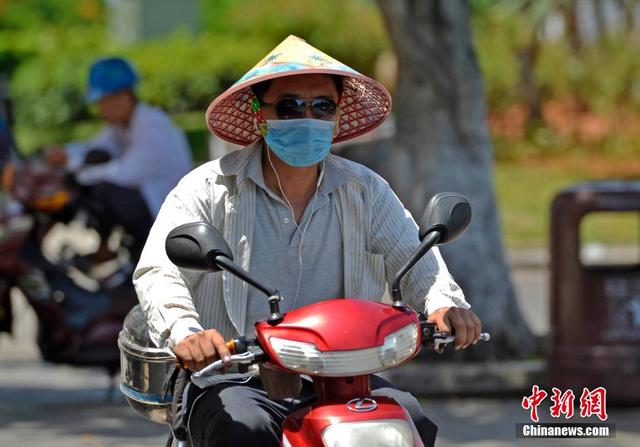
[206,35,392,146]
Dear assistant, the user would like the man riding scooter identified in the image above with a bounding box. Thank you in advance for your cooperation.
[46,57,193,263]
[133,36,482,446]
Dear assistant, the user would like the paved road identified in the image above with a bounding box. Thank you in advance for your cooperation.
[2,246,639,446]
[2,351,639,446]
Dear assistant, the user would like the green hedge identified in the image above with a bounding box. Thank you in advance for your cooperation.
[3,0,389,153]
[474,10,640,114]
[4,0,640,160]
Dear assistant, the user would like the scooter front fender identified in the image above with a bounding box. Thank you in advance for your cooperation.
[281,396,423,447]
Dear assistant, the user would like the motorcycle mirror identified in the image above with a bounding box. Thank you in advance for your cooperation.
[165,222,233,272]
[418,192,472,245]
[165,222,283,322]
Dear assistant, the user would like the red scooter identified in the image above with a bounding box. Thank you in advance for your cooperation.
[165,192,489,446]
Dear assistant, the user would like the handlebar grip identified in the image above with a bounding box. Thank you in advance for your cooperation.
[192,351,257,380]
[175,337,246,369]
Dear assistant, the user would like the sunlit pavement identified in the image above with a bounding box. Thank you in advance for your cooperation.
[2,343,639,447]
[1,256,639,446]
[428,397,640,447]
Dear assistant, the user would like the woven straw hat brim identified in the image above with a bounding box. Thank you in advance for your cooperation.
[206,68,392,147]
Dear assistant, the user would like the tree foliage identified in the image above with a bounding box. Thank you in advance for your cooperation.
[1,0,388,151]
[2,0,640,158]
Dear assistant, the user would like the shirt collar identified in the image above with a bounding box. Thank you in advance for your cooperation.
[243,143,348,197]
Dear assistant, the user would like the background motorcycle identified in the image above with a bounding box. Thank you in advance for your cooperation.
[163,192,489,447]
[0,155,138,387]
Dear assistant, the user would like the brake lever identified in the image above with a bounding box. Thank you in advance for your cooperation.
[192,351,256,379]
[418,314,490,353]
[190,351,257,388]
[432,332,491,352]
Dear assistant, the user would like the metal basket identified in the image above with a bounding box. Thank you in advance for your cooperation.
[118,305,175,424]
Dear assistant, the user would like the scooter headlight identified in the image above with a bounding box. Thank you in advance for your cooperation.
[321,419,414,447]
[269,323,418,377]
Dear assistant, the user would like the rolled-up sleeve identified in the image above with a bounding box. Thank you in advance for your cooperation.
[368,179,470,315]
[133,171,214,349]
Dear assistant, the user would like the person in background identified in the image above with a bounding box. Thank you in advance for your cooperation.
[46,57,193,262]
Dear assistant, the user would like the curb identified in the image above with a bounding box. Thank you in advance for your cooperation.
[385,360,547,397]
[507,249,549,269]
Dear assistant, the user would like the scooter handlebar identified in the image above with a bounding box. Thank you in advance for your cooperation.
[418,314,491,352]
[192,351,256,377]
[189,338,265,387]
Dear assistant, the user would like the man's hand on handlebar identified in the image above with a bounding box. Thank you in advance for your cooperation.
[427,307,482,350]
[173,329,232,371]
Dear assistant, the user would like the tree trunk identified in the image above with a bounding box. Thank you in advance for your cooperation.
[593,0,608,39]
[561,0,582,54]
[377,0,536,358]
[518,38,544,132]
[617,0,636,34]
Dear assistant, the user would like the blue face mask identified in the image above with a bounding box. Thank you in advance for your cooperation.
[265,118,334,167]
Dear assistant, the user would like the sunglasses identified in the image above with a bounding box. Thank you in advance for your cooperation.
[261,97,338,120]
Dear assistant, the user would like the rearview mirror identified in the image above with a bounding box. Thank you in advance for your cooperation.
[419,192,472,245]
[165,222,233,272]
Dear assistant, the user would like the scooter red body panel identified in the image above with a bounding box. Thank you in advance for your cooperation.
[281,396,424,447]
[256,299,421,361]
[253,299,424,446]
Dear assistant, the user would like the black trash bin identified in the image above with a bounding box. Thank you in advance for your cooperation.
[549,181,640,404]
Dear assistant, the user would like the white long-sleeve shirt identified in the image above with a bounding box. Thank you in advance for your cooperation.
[133,141,470,350]
[65,102,193,216]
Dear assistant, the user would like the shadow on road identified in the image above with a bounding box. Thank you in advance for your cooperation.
[0,386,163,437]
[0,356,167,446]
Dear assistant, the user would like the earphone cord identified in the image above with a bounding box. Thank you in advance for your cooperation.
[266,149,324,308]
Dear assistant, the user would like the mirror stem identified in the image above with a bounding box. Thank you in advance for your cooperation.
[390,230,442,309]
[267,294,284,325]
[212,255,284,325]
[213,255,278,297]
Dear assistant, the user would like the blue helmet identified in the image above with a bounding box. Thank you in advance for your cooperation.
[86,57,138,102]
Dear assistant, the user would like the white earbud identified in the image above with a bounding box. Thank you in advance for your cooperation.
[266,149,324,307]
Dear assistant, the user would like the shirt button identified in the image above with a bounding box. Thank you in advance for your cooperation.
[283,217,290,224]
